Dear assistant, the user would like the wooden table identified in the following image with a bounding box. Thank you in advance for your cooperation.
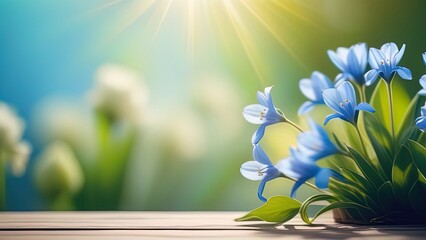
[1,212,426,239]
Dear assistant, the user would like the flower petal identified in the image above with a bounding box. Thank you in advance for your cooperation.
[420,75,426,88]
[327,49,346,72]
[368,48,384,69]
[353,43,368,72]
[355,102,376,113]
[334,73,349,87]
[393,44,405,66]
[364,69,380,86]
[276,158,299,178]
[252,123,268,144]
[423,52,426,66]
[298,101,316,115]
[290,179,307,198]
[416,116,426,132]
[381,42,398,61]
[314,168,333,189]
[299,78,316,101]
[256,92,267,107]
[240,161,268,181]
[257,178,268,202]
[347,48,362,80]
[395,66,412,80]
[337,82,356,118]
[322,88,341,113]
[243,104,267,124]
[253,144,273,166]
[324,113,341,125]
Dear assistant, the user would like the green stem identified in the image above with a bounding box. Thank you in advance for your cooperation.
[354,124,368,157]
[419,132,426,144]
[386,82,395,145]
[287,176,325,193]
[361,84,366,103]
[304,181,327,193]
[354,83,366,103]
[287,119,303,133]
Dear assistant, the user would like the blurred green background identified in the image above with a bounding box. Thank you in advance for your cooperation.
[0,0,425,211]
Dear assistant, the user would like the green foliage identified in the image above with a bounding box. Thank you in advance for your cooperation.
[235,196,301,223]
[391,146,418,206]
[408,140,426,180]
[347,147,385,188]
[240,64,426,225]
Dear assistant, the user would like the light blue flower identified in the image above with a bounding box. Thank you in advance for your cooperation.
[328,43,368,85]
[240,144,283,202]
[298,71,334,114]
[243,86,287,144]
[322,81,375,125]
[415,102,426,132]
[364,42,412,86]
[297,119,339,159]
[276,148,337,198]
[419,52,426,96]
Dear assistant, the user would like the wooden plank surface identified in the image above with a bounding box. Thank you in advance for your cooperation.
[1,212,426,239]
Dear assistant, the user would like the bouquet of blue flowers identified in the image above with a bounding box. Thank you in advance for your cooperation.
[238,42,426,225]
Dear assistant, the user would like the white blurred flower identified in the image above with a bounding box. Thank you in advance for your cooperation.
[34,141,84,199]
[0,102,31,176]
[167,109,207,161]
[145,106,207,161]
[193,75,243,140]
[31,96,96,163]
[88,63,149,125]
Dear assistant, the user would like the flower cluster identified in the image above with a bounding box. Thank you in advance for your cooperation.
[0,102,31,177]
[239,42,426,225]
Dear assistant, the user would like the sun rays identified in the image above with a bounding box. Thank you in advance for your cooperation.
[91,0,320,84]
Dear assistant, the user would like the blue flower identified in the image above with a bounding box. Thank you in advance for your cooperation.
[364,42,412,86]
[297,119,339,159]
[240,144,282,202]
[298,71,334,114]
[243,86,287,144]
[322,81,375,125]
[419,52,426,96]
[328,43,368,85]
[275,148,338,198]
[415,102,426,132]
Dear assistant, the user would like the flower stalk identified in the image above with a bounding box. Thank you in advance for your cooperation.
[386,82,395,146]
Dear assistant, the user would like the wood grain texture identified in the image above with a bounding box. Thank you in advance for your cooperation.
[1,212,426,239]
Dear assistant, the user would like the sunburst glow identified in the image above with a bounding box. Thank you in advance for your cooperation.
[93,0,319,85]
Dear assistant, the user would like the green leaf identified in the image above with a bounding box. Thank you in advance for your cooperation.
[340,168,376,196]
[363,113,393,179]
[328,178,365,205]
[328,178,378,216]
[392,145,418,206]
[407,139,426,180]
[369,80,391,134]
[409,181,426,215]
[348,147,385,189]
[391,81,413,135]
[370,79,411,136]
[299,194,337,224]
[397,95,426,145]
[312,202,374,224]
[377,181,396,212]
[236,196,301,223]
[332,133,348,153]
